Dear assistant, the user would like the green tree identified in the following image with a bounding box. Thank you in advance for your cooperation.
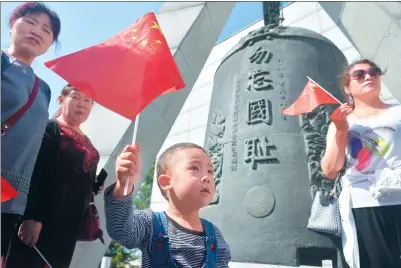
[104,163,155,268]
[133,163,155,209]
[105,241,138,268]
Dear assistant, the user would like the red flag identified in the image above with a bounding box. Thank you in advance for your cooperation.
[281,77,341,117]
[1,177,19,203]
[330,107,344,121]
[45,12,185,120]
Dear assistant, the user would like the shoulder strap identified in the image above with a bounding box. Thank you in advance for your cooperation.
[1,51,10,75]
[151,212,174,267]
[201,218,217,267]
[1,76,40,135]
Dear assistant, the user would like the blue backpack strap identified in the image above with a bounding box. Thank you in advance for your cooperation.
[201,218,217,267]
[152,212,175,267]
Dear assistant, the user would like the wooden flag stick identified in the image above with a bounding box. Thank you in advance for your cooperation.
[306,76,342,104]
[124,113,140,196]
[34,246,52,268]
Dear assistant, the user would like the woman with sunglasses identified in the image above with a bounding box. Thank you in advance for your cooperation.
[1,2,61,259]
[321,59,401,268]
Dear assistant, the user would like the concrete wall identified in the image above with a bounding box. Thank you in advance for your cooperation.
[319,1,401,103]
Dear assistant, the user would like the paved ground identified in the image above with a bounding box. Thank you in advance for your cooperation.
[229,260,333,268]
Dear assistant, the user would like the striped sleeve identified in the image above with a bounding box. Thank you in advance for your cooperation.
[215,225,232,267]
[104,183,153,250]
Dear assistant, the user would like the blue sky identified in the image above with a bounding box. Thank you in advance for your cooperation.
[1,2,268,115]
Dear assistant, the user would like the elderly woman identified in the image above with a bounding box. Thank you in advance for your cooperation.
[5,84,105,268]
[321,59,401,268]
[1,2,61,257]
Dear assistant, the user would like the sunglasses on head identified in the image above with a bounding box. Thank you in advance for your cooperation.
[350,67,382,80]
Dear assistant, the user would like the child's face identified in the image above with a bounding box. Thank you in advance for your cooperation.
[168,148,215,208]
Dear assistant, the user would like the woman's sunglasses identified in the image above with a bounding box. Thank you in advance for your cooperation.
[350,67,382,80]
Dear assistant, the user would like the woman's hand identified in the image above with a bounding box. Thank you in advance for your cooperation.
[97,185,104,194]
[331,103,354,132]
[18,219,42,247]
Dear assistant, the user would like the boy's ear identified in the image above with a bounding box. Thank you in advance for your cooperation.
[158,174,172,191]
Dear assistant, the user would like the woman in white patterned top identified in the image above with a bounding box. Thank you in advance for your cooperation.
[321,59,401,268]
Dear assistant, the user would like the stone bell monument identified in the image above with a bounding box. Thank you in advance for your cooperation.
[201,2,348,267]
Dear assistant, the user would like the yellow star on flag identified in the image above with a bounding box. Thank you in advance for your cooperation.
[132,28,137,32]
[141,40,148,46]
[150,21,163,35]
[155,40,162,45]
[131,36,137,41]
[309,82,317,92]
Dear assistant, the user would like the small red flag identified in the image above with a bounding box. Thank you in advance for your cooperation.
[281,77,340,117]
[45,12,185,120]
[1,177,19,203]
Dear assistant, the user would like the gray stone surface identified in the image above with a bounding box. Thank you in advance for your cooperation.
[201,24,348,267]
[69,2,235,267]
[320,1,401,103]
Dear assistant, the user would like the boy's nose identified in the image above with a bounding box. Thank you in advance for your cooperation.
[201,176,210,183]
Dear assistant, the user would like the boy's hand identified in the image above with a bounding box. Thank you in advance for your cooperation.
[113,144,141,199]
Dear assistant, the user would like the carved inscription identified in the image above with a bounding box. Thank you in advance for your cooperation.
[244,136,279,170]
[242,45,279,170]
[246,98,273,125]
[249,46,273,64]
[231,78,241,172]
[246,70,274,92]
[301,105,335,191]
[207,110,226,205]
[277,57,287,121]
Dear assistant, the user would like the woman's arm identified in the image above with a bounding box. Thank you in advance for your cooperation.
[321,122,348,179]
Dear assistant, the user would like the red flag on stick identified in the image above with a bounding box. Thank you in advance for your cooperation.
[281,77,342,120]
[45,12,185,120]
[1,177,19,203]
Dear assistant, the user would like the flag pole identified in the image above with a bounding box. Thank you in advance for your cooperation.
[306,76,342,104]
[34,246,52,268]
[124,113,140,196]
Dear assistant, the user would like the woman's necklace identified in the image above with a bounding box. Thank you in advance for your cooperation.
[352,108,384,120]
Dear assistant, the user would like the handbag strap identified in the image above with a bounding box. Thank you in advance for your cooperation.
[1,76,40,135]
[1,51,11,75]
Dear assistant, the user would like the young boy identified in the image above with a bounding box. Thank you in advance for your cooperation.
[104,142,231,267]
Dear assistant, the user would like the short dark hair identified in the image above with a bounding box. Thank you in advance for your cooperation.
[156,142,207,200]
[9,2,61,43]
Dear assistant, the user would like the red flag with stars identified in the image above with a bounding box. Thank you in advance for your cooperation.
[1,177,19,203]
[281,77,341,120]
[44,12,185,120]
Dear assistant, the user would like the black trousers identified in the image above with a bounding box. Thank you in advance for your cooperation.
[352,205,401,268]
[1,213,21,257]
[4,220,77,268]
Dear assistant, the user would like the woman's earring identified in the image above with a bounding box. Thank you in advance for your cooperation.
[349,95,354,105]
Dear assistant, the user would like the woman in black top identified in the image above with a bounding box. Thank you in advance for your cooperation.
[4,84,104,268]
